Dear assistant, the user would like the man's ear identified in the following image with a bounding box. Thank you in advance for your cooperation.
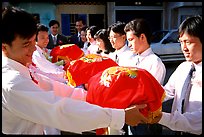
[140,34,145,39]
[140,33,147,42]
[2,43,9,55]
[2,43,7,51]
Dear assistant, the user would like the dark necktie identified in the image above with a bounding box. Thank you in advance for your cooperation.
[135,54,140,66]
[53,36,57,45]
[115,54,119,64]
[179,64,195,113]
[78,34,81,42]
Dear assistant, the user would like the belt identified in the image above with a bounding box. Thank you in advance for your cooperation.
[175,131,198,135]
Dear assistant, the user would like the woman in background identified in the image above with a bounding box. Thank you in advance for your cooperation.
[94,29,115,57]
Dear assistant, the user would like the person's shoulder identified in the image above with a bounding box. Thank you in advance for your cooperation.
[2,64,26,87]
[70,33,78,38]
[58,34,66,37]
[48,34,52,38]
[177,61,190,68]
[58,34,68,40]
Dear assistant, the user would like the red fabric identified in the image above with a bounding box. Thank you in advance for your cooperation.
[30,72,38,84]
[86,66,165,132]
[29,63,38,84]
[65,54,118,87]
[50,44,84,63]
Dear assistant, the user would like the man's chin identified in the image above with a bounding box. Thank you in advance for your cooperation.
[185,58,192,62]
[26,62,32,67]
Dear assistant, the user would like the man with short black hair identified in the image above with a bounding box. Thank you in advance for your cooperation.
[69,18,86,48]
[47,20,69,49]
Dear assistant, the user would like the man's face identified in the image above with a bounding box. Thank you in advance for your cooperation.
[37,31,49,49]
[75,21,84,33]
[109,30,126,50]
[3,34,36,67]
[179,32,202,64]
[126,30,142,54]
[50,24,59,35]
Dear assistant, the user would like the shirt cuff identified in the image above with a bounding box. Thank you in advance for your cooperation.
[158,112,170,125]
[109,109,125,130]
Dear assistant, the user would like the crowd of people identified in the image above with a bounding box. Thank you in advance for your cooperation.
[2,6,202,135]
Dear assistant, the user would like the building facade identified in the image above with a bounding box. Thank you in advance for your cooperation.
[2,1,202,36]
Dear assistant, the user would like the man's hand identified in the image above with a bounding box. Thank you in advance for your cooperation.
[148,112,162,124]
[124,104,148,126]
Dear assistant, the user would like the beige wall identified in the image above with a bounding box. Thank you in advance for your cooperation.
[56,4,106,26]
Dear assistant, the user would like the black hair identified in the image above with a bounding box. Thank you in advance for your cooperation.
[94,29,115,54]
[86,25,99,38]
[76,17,86,25]
[2,6,37,45]
[108,21,126,35]
[124,18,152,45]
[179,15,202,45]
[81,26,88,32]
[49,20,60,28]
[36,24,49,41]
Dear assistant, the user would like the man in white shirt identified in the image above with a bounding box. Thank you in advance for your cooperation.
[32,24,66,83]
[151,15,202,135]
[2,6,148,135]
[108,21,134,66]
[124,18,166,135]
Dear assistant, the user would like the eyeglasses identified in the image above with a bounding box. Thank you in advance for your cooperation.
[108,35,122,40]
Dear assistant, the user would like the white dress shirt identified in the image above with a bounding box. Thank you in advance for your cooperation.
[2,56,125,135]
[81,41,89,55]
[159,61,202,135]
[108,44,134,67]
[32,45,66,83]
[128,48,166,85]
[86,41,98,55]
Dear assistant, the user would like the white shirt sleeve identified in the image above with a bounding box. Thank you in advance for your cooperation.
[2,61,125,134]
[159,62,202,135]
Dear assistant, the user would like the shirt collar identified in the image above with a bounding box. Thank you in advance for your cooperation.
[137,47,152,56]
[51,34,58,38]
[35,45,43,54]
[2,55,31,79]
[133,47,153,64]
[115,43,129,55]
[78,32,80,37]
[193,61,202,72]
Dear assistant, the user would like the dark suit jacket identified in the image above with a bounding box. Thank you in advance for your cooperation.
[47,34,69,49]
[69,33,84,49]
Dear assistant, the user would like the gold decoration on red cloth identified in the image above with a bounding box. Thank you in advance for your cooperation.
[50,44,84,63]
[65,54,118,87]
[86,66,165,135]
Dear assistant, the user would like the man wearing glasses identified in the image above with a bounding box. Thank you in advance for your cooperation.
[108,21,134,66]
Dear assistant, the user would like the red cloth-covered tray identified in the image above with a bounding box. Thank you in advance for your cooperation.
[86,66,165,134]
[65,54,118,87]
[50,44,84,63]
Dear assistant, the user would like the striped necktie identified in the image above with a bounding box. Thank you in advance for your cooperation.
[179,64,195,113]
